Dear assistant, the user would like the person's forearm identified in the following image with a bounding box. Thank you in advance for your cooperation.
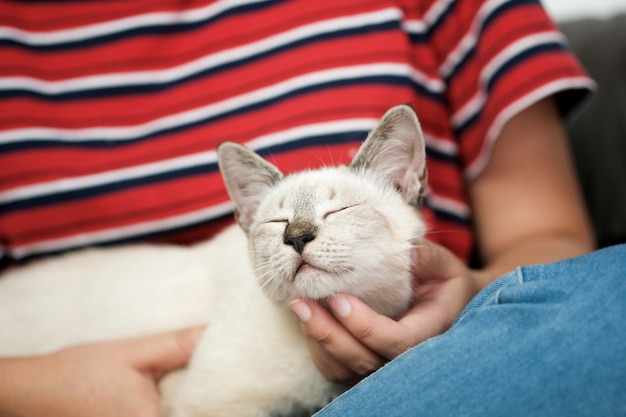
[467,98,596,292]
[0,357,46,417]
[475,233,596,290]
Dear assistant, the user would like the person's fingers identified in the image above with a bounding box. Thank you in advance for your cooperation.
[126,326,205,379]
[290,298,385,381]
[411,239,461,282]
[327,294,423,360]
[410,240,478,327]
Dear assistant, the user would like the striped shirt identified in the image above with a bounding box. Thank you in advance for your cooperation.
[0,0,593,267]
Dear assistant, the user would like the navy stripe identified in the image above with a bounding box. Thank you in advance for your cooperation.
[0,131,367,213]
[254,130,367,158]
[0,1,282,51]
[422,196,470,225]
[425,145,459,164]
[406,31,428,44]
[434,208,470,225]
[485,42,566,92]
[0,74,444,153]
[482,0,541,30]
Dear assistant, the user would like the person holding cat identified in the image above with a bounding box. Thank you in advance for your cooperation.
[0,0,624,416]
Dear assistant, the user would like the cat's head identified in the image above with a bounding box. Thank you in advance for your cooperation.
[217,105,427,318]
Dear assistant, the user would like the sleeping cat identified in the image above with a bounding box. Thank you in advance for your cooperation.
[0,105,428,417]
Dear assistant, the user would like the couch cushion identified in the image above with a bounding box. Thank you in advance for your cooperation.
[560,14,626,247]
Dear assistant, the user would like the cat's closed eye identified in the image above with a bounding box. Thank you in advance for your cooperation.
[323,204,359,219]
[267,219,288,224]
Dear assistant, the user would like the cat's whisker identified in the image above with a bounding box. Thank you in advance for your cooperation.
[253,267,278,285]
[298,148,331,168]
[252,266,286,300]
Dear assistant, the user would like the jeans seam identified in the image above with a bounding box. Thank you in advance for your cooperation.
[453,267,523,327]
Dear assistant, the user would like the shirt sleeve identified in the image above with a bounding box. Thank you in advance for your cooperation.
[425,0,595,179]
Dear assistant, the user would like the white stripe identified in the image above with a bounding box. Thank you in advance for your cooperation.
[245,119,377,151]
[0,8,402,95]
[0,0,268,46]
[427,193,470,219]
[9,201,236,260]
[0,119,376,205]
[424,133,458,156]
[464,77,596,180]
[424,0,456,28]
[401,19,427,34]
[451,31,567,128]
[0,63,442,145]
[439,0,514,78]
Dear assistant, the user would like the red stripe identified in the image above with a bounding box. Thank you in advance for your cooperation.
[0,0,216,32]
[427,159,466,200]
[422,206,472,262]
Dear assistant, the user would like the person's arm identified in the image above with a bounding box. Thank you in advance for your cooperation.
[470,97,595,285]
[289,97,596,382]
[0,327,204,417]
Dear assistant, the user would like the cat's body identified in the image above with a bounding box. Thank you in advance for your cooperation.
[0,105,428,417]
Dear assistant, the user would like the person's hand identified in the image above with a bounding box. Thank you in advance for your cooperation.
[0,326,205,417]
[289,240,487,383]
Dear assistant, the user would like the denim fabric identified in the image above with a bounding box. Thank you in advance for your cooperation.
[315,244,626,417]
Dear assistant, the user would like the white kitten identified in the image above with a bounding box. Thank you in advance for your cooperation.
[0,105,428,417]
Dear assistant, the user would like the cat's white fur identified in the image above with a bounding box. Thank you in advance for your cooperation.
[0,105,428,417]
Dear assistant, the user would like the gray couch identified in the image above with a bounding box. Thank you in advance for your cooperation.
[560,14,626,247]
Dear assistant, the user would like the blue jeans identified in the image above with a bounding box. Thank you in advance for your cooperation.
[315,244,626,417]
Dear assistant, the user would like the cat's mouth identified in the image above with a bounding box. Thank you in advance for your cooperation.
[294,258,352,280]
[294,260,330,280]
[295,261,315,276]
[292,261,338,300]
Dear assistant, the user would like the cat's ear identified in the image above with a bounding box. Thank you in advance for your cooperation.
[217,142,284,233]
[350,105,427,207]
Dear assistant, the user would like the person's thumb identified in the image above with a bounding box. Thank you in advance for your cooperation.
[410,239,464,283]
[129,326,205,379]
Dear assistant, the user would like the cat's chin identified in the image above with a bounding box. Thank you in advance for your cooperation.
[292,263,339,300]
